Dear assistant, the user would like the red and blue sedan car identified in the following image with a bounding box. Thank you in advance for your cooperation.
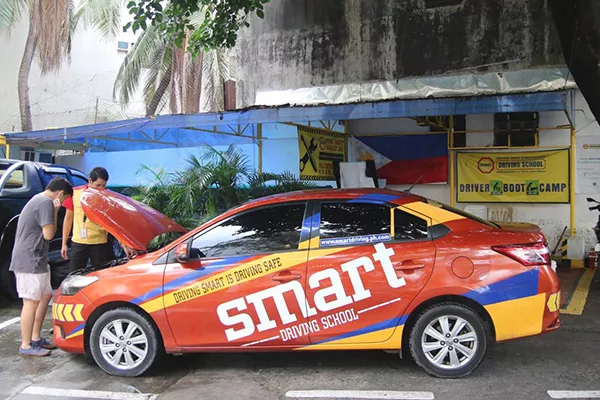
[51,188,560,378]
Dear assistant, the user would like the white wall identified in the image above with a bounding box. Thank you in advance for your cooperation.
[0,3,143,133]
[573,90,600,247]
[347,93,600,250]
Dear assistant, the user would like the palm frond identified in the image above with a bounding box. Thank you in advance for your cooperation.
[33,0,72,74]
[216,48,232,82]
[143,44,171,106]
[113,24,164,106]
[146,44,174,115]
[74,0,123,40]
[0,0,29,33]
[200,48,232,112]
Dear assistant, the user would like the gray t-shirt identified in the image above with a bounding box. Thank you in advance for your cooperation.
[9,193,56,274]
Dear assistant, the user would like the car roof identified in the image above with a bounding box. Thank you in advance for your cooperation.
[0,158,84,173]
[243,188,426,208]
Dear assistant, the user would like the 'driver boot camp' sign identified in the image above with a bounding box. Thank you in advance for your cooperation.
[298,126,346,181]
[456,149,570,203]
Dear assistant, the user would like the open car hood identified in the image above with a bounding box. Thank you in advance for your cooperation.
[80,188,187,251]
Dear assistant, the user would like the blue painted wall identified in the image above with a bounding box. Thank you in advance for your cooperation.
[55,122,342,187]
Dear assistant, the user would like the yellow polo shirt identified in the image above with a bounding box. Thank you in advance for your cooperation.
[66,186,108,245]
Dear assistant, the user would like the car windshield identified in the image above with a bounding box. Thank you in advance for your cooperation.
[424,199,500,229]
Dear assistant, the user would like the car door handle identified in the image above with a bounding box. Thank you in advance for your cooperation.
[272,271,302,282]
[394,260,426,271]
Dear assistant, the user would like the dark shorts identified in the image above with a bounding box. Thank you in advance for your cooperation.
[68,242,113,273]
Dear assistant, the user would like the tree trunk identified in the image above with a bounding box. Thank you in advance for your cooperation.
[146,63,173,117]
[183,51,203,114]
[18,20,37,132]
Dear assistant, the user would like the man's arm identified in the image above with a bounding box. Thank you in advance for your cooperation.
[60,197,74,259]
[61,209,74,259]
[41,199,61,240]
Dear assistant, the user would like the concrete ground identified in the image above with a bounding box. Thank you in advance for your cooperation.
[0,269,599,400]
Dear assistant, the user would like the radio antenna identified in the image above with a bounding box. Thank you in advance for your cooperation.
[407,174,425,193]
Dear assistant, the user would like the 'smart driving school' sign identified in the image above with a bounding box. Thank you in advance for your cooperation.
[457,149,570,203]
[298,126,346,181]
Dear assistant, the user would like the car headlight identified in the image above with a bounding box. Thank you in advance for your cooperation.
[60,275,99,296]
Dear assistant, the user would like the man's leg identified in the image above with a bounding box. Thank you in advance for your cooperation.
[20,299,39,349]
[69,243,91,273]
[90,243,112,266]
[31,292,53,342]
[31,271,57,349]
[15,273,50,356]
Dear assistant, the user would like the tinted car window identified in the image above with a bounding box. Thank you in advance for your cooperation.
[43,172,68,187]
[190,203,306,258]
[320,202,391,239]
[2,166,24,189]
[71,175,88,187]
[394,209,428,241]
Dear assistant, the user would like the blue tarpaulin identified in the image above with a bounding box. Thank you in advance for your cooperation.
[2,90,574,152]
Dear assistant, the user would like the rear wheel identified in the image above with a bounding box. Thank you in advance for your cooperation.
[89,308,161,377]
[409,303,489,378]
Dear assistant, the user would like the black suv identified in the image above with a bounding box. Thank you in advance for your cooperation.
[0,159,121,299]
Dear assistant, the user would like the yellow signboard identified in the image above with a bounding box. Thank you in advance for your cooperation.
[456,149,570,203]
[298,126,346,181]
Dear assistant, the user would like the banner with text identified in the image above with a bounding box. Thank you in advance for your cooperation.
[576,136,600,194]
[457,149,570,203]
[298,126,346,181]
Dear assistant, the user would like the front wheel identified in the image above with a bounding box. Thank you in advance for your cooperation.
[89,308,161,377]
[409,303,489,378]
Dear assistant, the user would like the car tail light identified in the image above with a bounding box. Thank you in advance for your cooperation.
[492,242,550,267]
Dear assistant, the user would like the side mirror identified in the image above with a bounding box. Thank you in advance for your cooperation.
[175,242,191,264]
[587,197,598,203]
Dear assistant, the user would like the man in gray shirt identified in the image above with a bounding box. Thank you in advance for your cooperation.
[10,177,73,356]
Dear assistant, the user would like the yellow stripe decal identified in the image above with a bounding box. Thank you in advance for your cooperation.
[141,247,348,314]
[403,201,465,224]
[66,330,85,340]
[56,304,65,322]
[63,304,74,322]
[547,293,559,313]
[297,326,404,351]
[484,293,545,341]
[390,208,395,237]
[73,304,84,322]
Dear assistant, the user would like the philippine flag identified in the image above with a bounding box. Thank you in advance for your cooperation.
[349,134,448,184]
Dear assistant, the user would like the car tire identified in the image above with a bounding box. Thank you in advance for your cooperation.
[89,307,162,377]
[0,258,18,300]
[408,302,489,378]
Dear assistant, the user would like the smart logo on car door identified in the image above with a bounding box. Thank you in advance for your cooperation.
[217,242,408,342]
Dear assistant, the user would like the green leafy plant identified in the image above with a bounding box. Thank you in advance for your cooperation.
[124,0,271,57]
[129,144,318,230]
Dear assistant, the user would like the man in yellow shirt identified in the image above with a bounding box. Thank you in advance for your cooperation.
[61,167,135,272]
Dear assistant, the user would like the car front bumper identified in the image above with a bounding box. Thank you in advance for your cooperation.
[51,291,91,354]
